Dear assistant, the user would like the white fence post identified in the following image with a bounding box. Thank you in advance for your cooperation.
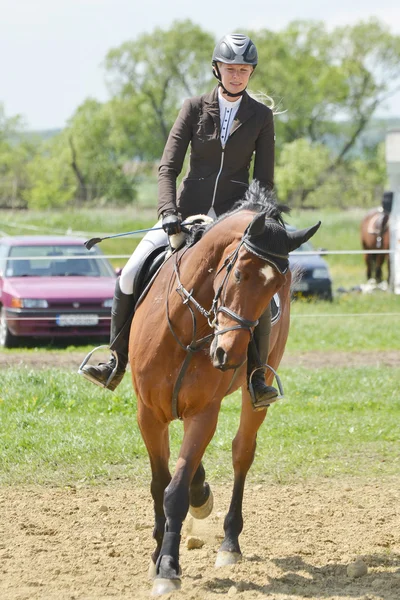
[385,129,400,294]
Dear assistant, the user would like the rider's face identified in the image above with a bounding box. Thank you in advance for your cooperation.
[217,63,254,100]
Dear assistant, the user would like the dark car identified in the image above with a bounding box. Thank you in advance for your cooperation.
[0,236,117,347]
[288,226,333,301]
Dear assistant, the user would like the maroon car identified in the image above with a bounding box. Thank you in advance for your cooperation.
[0,236,117,348]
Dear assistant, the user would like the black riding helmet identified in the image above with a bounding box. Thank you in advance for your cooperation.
[212,33,258,97]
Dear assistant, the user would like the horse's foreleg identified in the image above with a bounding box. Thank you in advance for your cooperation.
[137,403,171,574]
[216,389,267,567]
[153,405,219,595]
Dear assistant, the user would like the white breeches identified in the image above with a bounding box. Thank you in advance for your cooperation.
[119,220,168,295]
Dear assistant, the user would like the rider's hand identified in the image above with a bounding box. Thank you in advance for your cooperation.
[162,213,181,236]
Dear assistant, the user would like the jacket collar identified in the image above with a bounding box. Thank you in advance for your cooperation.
[203,86,256,136]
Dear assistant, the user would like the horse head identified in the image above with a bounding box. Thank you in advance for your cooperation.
[210,211,321,370]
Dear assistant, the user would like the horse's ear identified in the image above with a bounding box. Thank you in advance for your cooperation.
[247,213,266,237]
[287,221,321,252]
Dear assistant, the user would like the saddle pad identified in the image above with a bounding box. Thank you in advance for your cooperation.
[367,212,388,235]
[271,293,281,325]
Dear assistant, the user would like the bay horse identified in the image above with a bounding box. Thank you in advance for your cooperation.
[360,208,390,283]
[129,183,320,596]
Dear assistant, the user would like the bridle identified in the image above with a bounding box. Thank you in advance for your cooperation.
[167,237,259,354]
[167,234,266,419]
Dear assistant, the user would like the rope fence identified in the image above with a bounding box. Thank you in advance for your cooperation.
[3,250,395,261]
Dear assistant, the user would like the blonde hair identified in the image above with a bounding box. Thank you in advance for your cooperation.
[248,90,286,116]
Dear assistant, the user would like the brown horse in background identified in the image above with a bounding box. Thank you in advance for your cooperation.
[129,183,320,596]
[360,208,390,283]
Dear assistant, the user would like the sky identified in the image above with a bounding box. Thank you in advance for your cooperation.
[1,0,400,130]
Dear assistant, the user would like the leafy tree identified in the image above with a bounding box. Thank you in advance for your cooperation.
[251,19,400,201]
[275,138,332,206]
[8,18,400,210]
[0,104,37,208]
[276,138,386,208]
[24,136,75,209]
[104,19,215,160]
[253,19,400,155]
[25,99,138,207]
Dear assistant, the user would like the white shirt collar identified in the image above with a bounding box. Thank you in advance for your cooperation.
[218,87,242,110]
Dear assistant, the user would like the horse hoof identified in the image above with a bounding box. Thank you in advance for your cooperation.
[151,577,181,596]
[189,489,214,519]
[148,560,157,580]
[215,550,242,567]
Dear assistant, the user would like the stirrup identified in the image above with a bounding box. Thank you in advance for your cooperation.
[78,346,119,389]
[248,364,284,411]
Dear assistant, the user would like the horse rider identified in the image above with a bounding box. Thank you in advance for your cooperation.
[80,32,279,409]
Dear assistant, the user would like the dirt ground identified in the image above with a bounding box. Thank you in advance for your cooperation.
[1,349,400,370]
[1,350,399,599]
[0,479,399,600]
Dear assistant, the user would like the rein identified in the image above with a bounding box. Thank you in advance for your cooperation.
[167,235,259,419]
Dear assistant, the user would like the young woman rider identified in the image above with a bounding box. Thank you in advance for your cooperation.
[80,33,278,409]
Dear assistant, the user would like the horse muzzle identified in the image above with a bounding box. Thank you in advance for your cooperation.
[210,336,245,371]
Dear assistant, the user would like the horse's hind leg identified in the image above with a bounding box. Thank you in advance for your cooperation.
[376,255,384,283]
[216,390,267,567]
[365,254,373,280]
[189,461,213,519]
[137,403,171,576]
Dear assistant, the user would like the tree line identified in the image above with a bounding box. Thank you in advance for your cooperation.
[1,18,399,211]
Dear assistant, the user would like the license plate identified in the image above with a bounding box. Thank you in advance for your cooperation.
[56,314,99,327]
[294,282,309,292]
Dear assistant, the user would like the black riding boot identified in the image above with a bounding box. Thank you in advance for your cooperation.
[80,278,134,391]
[247,304,279,410]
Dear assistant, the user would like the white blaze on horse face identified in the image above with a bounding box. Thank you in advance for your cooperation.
[260,264,276,285]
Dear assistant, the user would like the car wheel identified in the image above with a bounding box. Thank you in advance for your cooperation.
[0,307,17,348]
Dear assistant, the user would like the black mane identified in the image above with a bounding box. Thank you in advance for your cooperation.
[229,180,290,226]
[186,180,290,246]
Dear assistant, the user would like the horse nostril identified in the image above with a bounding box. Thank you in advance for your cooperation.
[215,346,227,366]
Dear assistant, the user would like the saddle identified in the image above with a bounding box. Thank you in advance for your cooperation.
[132,246,168,309]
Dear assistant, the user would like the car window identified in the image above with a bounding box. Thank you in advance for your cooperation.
[6,245,115,278]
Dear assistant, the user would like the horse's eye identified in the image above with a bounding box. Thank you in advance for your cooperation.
[234,269,241,283]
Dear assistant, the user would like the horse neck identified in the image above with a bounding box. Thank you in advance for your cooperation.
[174,212,253,305]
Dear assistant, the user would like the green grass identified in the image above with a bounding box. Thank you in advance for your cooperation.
[0,364,398,486]
[287,293,400,351]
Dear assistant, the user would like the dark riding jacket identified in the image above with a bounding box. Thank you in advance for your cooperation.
[157,86,275,220]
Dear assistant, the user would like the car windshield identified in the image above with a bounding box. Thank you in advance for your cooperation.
[6,245,115,278]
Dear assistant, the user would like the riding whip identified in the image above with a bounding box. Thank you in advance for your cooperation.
[84,223,191,250]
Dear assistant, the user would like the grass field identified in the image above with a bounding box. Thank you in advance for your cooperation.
[1,361,398,486]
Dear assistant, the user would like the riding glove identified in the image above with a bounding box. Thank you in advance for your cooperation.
[162,213,181,236]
